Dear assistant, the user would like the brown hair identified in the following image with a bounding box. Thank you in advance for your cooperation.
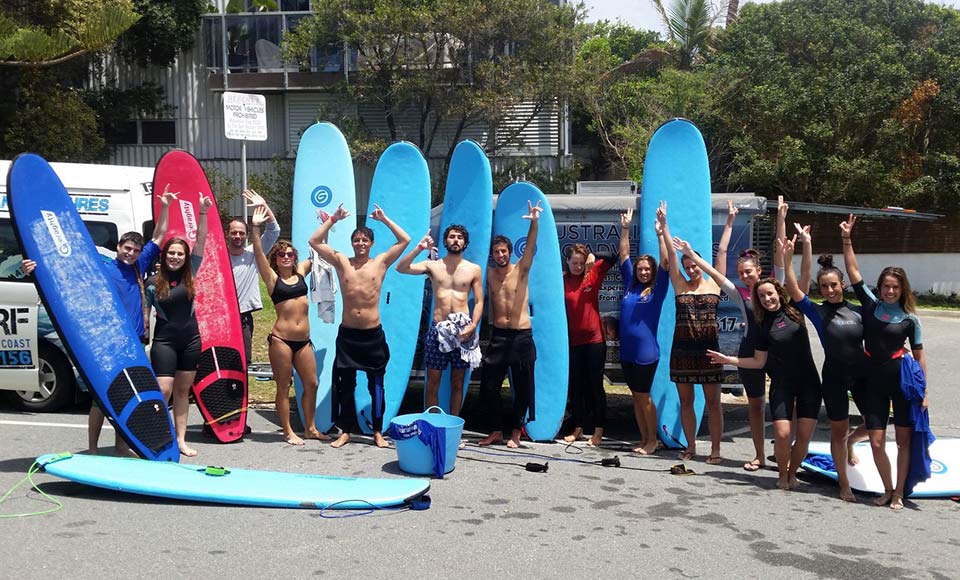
[877,267,917,314]
[632,254,658,297]
[565,243,590,273]
[816,254,844,285]
[156,238,194,300]
[751,277,801,324]
[268,240,299,275]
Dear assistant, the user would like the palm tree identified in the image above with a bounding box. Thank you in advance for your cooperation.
[726,0,739,25]
[650,0,726,68]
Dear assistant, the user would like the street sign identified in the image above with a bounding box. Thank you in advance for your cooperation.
[223,92,267,141]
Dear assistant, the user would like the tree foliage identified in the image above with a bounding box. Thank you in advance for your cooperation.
[114,0,207,67]
[650,0,726,68]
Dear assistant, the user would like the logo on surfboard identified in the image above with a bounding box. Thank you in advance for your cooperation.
[180,199,198,241]
[930,459,946,475]
[41,210,71,256]
[515,236,536,258]
[311,186,333,208]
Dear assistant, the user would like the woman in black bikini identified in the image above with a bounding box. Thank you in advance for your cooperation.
[251,205,324,445]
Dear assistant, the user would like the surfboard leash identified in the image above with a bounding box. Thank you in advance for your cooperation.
[0,460,64,519]
[316,495,432,518]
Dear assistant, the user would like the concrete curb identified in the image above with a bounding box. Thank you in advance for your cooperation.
[916,308,960,319]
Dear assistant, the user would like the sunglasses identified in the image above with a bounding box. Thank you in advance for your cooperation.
[277,251,296,258]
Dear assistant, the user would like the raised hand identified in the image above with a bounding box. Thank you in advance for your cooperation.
[619,207,633,229]
[417,230,435,252]
[243,189,266,208]
[198,194,213,212]
[330,203,350,223]
[672,236,693,256]
[793,222,811,244]
[523,200,543,221]
[369,203,386,222]
[251,205,268,227]
[654,218,663,237]
[316,209,331,223]
[656,200,667,224]
[839,213,857,238]
[159,183,179,206]
[779,234,797,259]
[727,199,739,220]
[778,195,788,220]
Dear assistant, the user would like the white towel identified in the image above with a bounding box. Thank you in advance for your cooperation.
[309,249,337,323]
[435,312,482,369]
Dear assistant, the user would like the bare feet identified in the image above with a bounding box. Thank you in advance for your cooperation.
[839,486,857,503]
[633,442,658,455]
[284,432,305,446]
[847,442,860,466]
[788,475,799,489]
[179,443,198,457]
[373,432,390,448]
[330,432,351,448]
[890,493,904,511]
[587,435,603,447]
[743,458,764,472]
[479,432,504,446]
[563,428,583,443]
[706,455,723,465]
[304,428,331,441]
[506,430,522,449]
[678,449,695,461]
[776,478,792,491]
[874,490,894,506]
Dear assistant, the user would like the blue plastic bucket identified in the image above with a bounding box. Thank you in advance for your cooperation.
[388,406,464,478]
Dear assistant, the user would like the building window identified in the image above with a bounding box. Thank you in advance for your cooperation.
[106,120,176,145]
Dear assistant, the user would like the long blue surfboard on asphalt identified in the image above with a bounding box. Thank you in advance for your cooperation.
[38,452,431,509]
[355,142,431,433]
[492,182,567,441]
[432,141,493,413]
[639,119,710,449]
[7,154,177,462]
[292,123,358,433]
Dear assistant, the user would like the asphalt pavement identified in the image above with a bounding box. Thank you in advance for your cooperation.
[1,314,958,579]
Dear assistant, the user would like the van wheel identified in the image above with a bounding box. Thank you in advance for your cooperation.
[12,342,76,412]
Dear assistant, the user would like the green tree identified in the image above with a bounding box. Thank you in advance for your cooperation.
[710,0,960,210]
[115,0,207,67]
[651,0,726,68]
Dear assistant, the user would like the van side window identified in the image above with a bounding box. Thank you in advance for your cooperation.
[143,220,155,241]
[0,218,28,281]
[84,221,119,254]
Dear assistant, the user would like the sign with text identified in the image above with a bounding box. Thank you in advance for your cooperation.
[223,92,267,141]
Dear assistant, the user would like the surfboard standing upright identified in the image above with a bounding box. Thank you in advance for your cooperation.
[7,154,178,462]
[292,122,357,433]
[153,150,248,443]
[430,140,492,413]
[355,142,430,433]
[639,119,711,449]
[492,182,567,441]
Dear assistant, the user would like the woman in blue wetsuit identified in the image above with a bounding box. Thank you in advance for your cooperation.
[841,214,927,510]
[251,204,323,446]
[782,231,867,502]
[146,195,212,457]
[705,236,822,491]
[617,206,670,455]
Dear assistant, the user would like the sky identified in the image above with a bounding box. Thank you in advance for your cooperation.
[584,0,960,34]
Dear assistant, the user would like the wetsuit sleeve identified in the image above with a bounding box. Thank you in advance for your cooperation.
[852,281,876,308]
[137,240,160,274]
[261,219,280,253]
[587,256,615,287]
[619,257,633,288]
[908,314,923,350]
[190,254,203,275]
[795,296,825,344]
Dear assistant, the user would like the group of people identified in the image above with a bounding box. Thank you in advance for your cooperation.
[560,196,927,509]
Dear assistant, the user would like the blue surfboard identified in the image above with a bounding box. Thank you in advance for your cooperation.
[355,142,431,433]
[491,182,568,441]
[639,119,710,449]
[38,452,430,509]
[431,141,493,413]
[6,154,177,462]
[292,123,358,433]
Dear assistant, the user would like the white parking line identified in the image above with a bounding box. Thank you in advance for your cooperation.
[0,419,110,430]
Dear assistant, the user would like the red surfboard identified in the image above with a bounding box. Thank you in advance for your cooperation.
[152,150,247,442]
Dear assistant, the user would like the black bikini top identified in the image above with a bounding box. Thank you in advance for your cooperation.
[270,274,307,305]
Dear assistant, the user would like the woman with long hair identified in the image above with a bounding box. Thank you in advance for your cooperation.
[146,195,212,457]
[841,214,926,510]
[250,202,323,445]
[706,236,822,490]
[616,206,670,455]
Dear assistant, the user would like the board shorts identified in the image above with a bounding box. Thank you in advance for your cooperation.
[423,322,470,371]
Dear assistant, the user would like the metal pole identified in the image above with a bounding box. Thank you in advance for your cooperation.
[241,140,248,221]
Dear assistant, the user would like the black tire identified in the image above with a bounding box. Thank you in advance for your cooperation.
[11,341,76,412]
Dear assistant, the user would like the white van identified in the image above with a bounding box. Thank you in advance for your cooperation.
[0,160,155,411]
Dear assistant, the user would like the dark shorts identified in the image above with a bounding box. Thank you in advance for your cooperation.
[768,372,822,421]
[335,325,389,372]
[621,360,658,394]
[821,360,867,422]
[863,357,912,430]
[151,334,202,377]
[423,323,471,371]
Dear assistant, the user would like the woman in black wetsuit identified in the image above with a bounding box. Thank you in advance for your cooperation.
[251,203,323,445]
[706,237,822,491]
[783,231,867,502]
[146,195,212,457]
[841,214,927,510]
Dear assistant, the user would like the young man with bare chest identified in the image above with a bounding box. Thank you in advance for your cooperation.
[396,224,483,415]
[309,203,411,448]
[478,200,542,448]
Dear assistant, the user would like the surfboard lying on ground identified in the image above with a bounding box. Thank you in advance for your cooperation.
[639,119,710,449]
[292,122,358,433]
[7,154,177,462]
[802,440,960,498]
[431,140,493,413]
[154,151,248,443]
[37,452,431,509]
[492,182,567,441]
[355,142,430,433]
